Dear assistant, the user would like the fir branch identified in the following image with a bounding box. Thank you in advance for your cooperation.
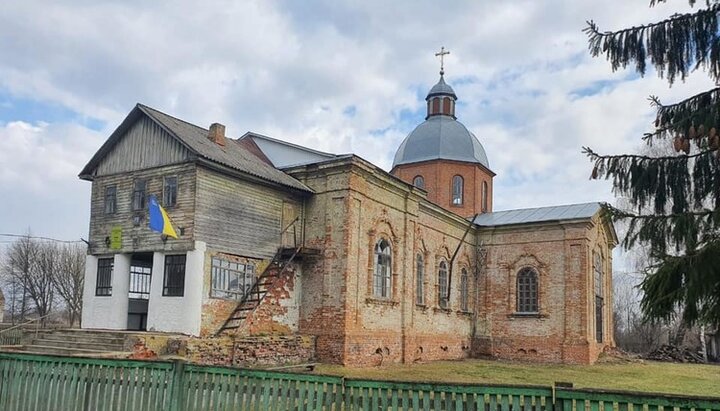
[584,4,720,84]
[583,146,717,161]
[640,239,720,327]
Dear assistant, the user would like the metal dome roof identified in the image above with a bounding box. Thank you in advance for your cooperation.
[427,76,456,99]
[392,115,490,169]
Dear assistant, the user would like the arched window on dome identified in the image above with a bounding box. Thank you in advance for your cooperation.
[452,175,463,206]
[481,181,488,212]
[413,176,425,189]
[442,97,451,114]
[432,98,440,115]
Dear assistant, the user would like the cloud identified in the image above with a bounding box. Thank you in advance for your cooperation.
[0,0,710,263]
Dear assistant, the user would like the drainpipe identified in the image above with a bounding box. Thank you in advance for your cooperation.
[447,214,478,301]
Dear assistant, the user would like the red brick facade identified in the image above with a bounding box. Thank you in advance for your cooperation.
[281,156,616,366]
[392,159,495,218]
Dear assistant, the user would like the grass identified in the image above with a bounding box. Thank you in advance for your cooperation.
[314,358,720,397]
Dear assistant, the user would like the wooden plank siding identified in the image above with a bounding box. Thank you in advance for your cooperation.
[194,167,304,260]
[95,115,191,176]
[88,163,197,255]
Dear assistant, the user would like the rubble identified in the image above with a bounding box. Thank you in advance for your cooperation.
[642,345,705,363]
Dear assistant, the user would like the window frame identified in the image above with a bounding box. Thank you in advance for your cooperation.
[452,175,464,206]
[95,257,114,296]
[438,260,449,309]
[373,239,392,299]
[460,267,469,312]
[594,252,604,342]
[516,267,539,314]
[132,179,147,211]
[162,254,186,297]
[210,256,257,301]
[163,176,178,208]
[104,185,117,214]
[416,253,425,305]
[413,175,425,189]
[481,181,488,212]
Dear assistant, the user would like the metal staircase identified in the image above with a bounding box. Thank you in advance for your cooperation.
[215,246,302,336]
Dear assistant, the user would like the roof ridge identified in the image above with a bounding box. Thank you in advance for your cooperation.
[487,201,601,214]
[137,103,210,133]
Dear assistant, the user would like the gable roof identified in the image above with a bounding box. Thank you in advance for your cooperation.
[79,104,311,192]
[473,202,602,227]
[239,132,338,168]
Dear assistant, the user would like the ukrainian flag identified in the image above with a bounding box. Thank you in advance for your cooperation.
[148,194,178,239]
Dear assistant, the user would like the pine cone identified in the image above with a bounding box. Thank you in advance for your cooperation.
[673,136,683,152]
[591,166,599,180]
[682,138,691,154]
[710,135,719,150]
[710,127,717,138]
[689,126,697,139]
[698,124,706,137]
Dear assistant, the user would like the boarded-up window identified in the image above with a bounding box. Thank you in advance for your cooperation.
[104,185,117,214]
[132,179,147,211]
[162,254,186,296]
[516,267,538,313]
[438,260,448,308]
[164,176,178,207]
[211,257,256,301]
[460,268,469,311]
[96,258,114,296]
[373,239,392,298]
[416,254,424,305]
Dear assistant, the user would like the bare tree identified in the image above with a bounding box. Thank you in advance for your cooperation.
[52,244,85,326]
[25,241,56,325]
[1,235,38,323]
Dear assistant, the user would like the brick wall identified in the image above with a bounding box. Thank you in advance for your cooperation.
[392,159,494,218]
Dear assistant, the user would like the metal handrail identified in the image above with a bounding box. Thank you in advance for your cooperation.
[0,313,53,335]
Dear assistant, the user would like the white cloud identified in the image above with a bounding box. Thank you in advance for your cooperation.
[0,0,711,253]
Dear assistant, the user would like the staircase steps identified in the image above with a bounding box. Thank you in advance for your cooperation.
[216,247,305,336]
[1,329,130,357]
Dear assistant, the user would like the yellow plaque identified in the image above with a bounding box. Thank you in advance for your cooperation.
[110,226,122,249]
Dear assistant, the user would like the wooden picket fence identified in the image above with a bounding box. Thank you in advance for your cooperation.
[0,352,719,411]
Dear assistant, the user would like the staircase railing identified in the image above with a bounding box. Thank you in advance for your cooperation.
[0,314,53,346]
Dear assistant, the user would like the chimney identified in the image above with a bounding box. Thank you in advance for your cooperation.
[208,123,226,146]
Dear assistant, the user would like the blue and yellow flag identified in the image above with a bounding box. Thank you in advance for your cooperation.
[148,194,178,239]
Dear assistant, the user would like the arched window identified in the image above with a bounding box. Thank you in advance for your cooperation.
[432,98,440,114]
[460,268,469,311]
[413,176,425,189]
[516,267,538,313]
[416,254,424,305]
[452,175,464,205]
[373,239,392,298]
[594,252,604,342]
[481,181,488,212]
[442,97,451,114]
[438,260,449,308]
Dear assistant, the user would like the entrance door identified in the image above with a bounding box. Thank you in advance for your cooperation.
[281,201,301,248]
[128,252,153,331]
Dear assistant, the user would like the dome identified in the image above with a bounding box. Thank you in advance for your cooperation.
[427,76,456,99]
[392,115,490,169]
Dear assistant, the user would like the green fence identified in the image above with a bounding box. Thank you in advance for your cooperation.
[0,352,719,411]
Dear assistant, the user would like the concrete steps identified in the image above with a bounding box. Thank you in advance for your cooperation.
[3,329,130,357]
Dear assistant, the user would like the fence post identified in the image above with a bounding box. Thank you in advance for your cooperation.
[169,359,186,411]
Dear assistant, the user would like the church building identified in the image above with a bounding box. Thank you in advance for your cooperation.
[79,65,617,366]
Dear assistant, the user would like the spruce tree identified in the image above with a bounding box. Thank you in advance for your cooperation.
[584,0,720,327]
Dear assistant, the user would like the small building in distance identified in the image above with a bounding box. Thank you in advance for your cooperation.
[78,71,617,366]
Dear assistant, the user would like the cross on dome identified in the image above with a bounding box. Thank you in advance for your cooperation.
[435,46,450,75]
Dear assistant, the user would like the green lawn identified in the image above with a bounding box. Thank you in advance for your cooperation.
[315,358,720,397]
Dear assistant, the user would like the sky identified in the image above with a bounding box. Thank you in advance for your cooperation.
[0,1,713,259]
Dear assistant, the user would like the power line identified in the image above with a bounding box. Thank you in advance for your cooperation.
[0,233,85,244]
